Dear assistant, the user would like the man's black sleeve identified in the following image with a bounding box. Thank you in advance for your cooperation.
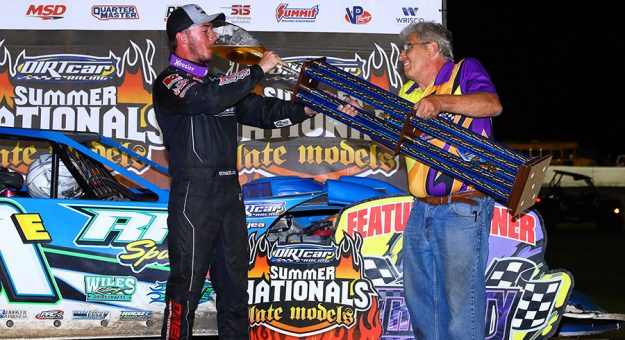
[235,92,311,128]
[164,65,266,116]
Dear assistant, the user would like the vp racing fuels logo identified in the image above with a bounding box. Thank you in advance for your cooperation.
[15,54,119,82]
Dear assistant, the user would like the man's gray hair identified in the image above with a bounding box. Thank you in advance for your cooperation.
[400,21,454,61]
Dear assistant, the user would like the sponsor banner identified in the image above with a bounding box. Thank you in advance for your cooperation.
[0,30,410,190]
[248,234,383,338]
[333,198,573,340]
[0,1,442,34]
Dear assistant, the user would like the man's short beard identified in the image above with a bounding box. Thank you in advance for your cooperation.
[188,35,211,64]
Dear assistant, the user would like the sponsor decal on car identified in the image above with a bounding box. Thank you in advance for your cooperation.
[72,310,111,320]
[119,310,152,321]
[245,201,286,217]
[0,309,28,319]
[84,275,137,302]
[35,310,64,320]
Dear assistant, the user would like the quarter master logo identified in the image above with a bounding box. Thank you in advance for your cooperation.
[91,6,140,20]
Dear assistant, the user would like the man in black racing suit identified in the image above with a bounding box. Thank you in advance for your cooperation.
[153,4,316,340]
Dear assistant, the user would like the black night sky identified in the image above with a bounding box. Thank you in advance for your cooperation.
[446,1,624,164]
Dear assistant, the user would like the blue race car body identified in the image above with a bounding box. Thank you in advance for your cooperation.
[0,127,622,339]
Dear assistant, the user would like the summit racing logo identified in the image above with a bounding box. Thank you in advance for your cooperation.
[92,5,140,20]
[270,244,336,264]
[275,4,319,23]
[15,54,119,82]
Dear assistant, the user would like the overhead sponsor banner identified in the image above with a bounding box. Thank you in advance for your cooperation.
[0,1,442,34]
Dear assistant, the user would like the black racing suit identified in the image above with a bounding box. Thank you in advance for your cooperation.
[153,59,310,340]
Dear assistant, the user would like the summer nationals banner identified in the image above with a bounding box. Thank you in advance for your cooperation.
[0,1,442,190]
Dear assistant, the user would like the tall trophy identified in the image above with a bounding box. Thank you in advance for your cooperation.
[292,58,551,215]
[208,21,550,215]
[209,21,298,75]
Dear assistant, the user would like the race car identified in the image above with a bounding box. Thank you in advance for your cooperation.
[0,127,622,339]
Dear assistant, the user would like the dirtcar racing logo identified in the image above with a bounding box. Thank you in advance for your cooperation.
[15,54,119,82]
[275,4,319,23]
[92,5,140,20]
[245,201,286,217]
[270,244,336,264]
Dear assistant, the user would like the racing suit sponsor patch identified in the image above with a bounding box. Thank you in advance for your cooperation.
[219,69,251,86]
[274,118,292,128]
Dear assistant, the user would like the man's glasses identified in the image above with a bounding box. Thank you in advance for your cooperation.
[402,41,430,51]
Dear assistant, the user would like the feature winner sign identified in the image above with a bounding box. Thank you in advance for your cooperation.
[247,195,573,339]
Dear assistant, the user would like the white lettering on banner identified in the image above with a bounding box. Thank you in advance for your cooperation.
[14,86,117,106]
[248,278,371,308]
[0,202,59,303]
[73,207,168,245]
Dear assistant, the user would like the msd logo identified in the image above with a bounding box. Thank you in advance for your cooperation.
[26,4,67,20]
[345,6,371,25]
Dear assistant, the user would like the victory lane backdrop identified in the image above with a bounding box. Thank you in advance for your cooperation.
[0,2,575,340]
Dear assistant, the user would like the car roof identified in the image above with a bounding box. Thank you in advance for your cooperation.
[0,126,170,202]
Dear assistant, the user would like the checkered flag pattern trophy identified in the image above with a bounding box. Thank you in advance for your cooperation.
[293,58,552,215]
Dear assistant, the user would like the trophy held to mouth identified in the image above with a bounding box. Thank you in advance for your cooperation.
[293,58,551,216]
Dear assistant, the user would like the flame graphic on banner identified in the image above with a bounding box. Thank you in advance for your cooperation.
[116,69,151,128]
[0,70,13,108]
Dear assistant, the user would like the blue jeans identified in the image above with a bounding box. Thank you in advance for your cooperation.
[403,196,495,340]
